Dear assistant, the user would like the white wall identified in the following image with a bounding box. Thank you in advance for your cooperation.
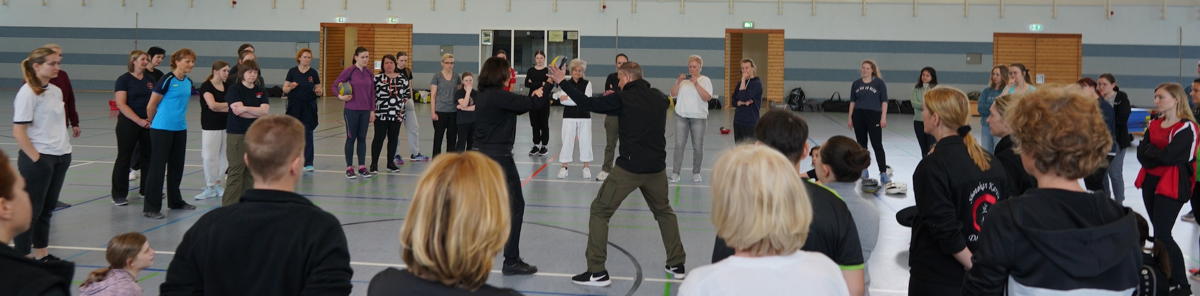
[2,0,1197,46]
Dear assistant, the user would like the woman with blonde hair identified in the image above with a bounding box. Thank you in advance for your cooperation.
[681,145,847,296]
[111,50,153,206]
[848,59,892,191]
[13,48,74,261]
[79,233,155,296]
[1134,83,1196,293]
[986,94,1035,195]
[367,152,521,295]
[669,54,715,183]
[908,86,1009,295]
[965,85,1139,295]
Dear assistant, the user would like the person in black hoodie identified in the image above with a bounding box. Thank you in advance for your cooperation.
[0,149,73,296]
[986,94,1035,195]
[161,115,352,295]
[964,85,1140,295]
[1098,73,1132,204]
[472,57,545,276]
[1134,83,1196,294]
[525,50,552,156]
[551,62,688,287]
[908,86,1009,295]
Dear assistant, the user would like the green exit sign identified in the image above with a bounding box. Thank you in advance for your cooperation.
[1028,24,1044,32]
[334,16,347,23]
[743,21,754,29]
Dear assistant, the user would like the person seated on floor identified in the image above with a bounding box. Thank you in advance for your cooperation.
[681,144,849,296]
[963,85,1140,295]
[80,232,155,296]
[711,109,866,296]
[0,149,74,295]
[367,151,522,296]
[160,115,353,295]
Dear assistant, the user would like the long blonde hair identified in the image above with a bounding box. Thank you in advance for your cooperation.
[81,232,147,287]
[1156,83,1196,123]
[20,48,58,95]
[401,152,510,290]
[711,145,813,257]
[861,59,882,78]
[925,86,992,171]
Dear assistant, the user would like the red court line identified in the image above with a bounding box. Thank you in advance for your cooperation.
[521,154,555,187]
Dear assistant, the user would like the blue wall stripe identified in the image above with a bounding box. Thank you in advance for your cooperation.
[411,61,479,74]
[0,26,317,42]
[784,69,989,86]
[1083,44,1200,59]
[581,36,725,50]
[413,33,478,46]
[785,39,993,55]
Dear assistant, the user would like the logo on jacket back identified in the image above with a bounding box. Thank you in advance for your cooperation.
[968,182,1002,242]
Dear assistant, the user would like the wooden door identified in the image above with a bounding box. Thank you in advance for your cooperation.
[725,29,785,105]
[320,25,346,90]
[320,23,414,90]
[993,33,1081,85]
[765,31,784,103]
[724,31,743,105]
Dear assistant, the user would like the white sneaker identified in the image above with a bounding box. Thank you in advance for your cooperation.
[557,167,569,179]
[215,185,225,198]
[885,182,908,195]
[128,170,140,181]
[193,186,215,200]
[596,171,609,181]
[692,174,702,183]
[582,168,592,179]
[668,174,681,183]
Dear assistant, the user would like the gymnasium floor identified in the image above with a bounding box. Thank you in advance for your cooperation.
[3,90,1196,296]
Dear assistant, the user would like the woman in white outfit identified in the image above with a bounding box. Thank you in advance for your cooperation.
[194,61,229,200]
[554,59,594,179]
[669,55,713,183]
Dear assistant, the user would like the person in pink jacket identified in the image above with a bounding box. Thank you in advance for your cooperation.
[80,232,155,296]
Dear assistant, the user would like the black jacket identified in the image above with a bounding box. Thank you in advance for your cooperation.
[367,268,522,296]
[963,189,1141,295]
[0,244,72,296]
[1112,91,1132,149]
[910,136,1010,287]
[561,79,668,174]
[559,78,591,119]
[161,189,353,296]
[473,86,549,153]
[994,136,1035,195]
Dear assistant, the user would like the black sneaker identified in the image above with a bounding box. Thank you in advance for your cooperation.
[36,254,63,263]
[386,166,401,173]
[529,146,539,156]
[665,264,686,279]
[112,197,129,206]
[169,203,196,210]
[54,201,71,210]
[571,270,612,287]
[538,146,549,156]
[359,168,376,178]
[345,168,357,179]
[501,259,538,275]
[143,212,165,219]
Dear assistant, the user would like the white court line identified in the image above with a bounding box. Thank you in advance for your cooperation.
[47,245,683,283]
[69,161,96,168]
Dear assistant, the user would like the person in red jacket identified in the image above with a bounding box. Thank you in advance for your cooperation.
[1135,83,1197,293]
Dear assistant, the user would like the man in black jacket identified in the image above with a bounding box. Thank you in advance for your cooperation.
[552,62,687,287]
[161,115,352,296]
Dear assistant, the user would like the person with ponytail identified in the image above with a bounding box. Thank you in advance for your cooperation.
[1078,78,1120,201]
[911,67,938,156]
[12,48,75,262]
[987,94,1035,195]
[195,61,230,201]
[1134,83,1197,293]
[143,49,198,219]
[1098,74,1131,204]
[908,86,1009,295]
[847,60,893,191]
[79,233,155,296]
[42,44,79,211]
[0,149,73,295]
[1004,63,1036,95]
[976,64,1008,152]
[333,47,377,179]
[395,51,429,162]
[284,48,322,172]
[964,85,1140,295]
[369,54,407,173]
[815,136,878,268]
[111,50,153,206]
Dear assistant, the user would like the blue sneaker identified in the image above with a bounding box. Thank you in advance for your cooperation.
[410,154,430,162]
[880,167,894,185]
[303,165,315,172]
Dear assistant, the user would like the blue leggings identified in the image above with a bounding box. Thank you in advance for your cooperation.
[344,110,370,167]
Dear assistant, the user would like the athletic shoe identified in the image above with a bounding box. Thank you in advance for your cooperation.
[692,174,702,183]
[346,168,357,179]
[128,170,139,181]
[169,203,197,210]
[54,201,71,210]
[387,166,401,173]
[538,146,549,156]
[665,264,687,279]
[369,166,379,174]
[143,212,165,219]
[501,259,538,275]
[880,167,894,185]
[36,254,63,264]
[1183,211,1196,223]
[410,154,430,162]
[571,271,612,287]
[582,168,592,180]
[393,155,405,167]
[669,173,681,183]
[529,146,539,156]
[303,165,315,172]
[359,168,376,178]
[885,182,908,195]
[215,186,225,197]
[557,167,569,179]
[862,178,881,194]
[112,197,129,206]
[596,171,609,181]
[193,186,215,200]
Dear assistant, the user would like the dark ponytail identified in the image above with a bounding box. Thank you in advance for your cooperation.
[820,136,872,182]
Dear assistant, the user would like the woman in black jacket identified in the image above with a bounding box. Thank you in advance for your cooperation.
[1135,83,1196,293]
[909,86,1009,295]
[1098,74,1131,203]
[473,57,547,275]
[964,85,1139,296]
[525,50,552,156]
[986,94,1034,195]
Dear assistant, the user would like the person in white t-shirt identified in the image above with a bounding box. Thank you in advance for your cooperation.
[669,55,714,183]
[681,145,849,296]
[11,47,73,261]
